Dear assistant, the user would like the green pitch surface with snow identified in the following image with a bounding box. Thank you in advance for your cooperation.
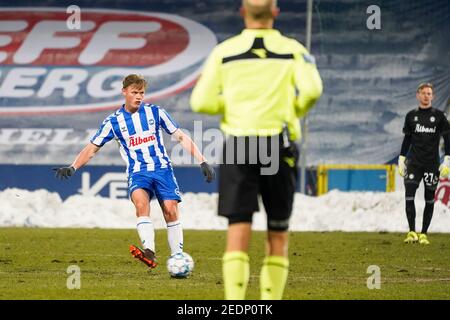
[1,228,449,299]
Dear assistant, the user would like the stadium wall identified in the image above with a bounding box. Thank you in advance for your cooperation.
[0,0,448,167]
[0,164,320,199]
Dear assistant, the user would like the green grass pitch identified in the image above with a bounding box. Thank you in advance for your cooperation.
[1,228,449,299]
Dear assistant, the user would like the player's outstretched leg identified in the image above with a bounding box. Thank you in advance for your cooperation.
[132,215,157,268]
[130,190,157,268]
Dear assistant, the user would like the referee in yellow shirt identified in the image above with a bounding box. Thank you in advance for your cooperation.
[191,0,322,300]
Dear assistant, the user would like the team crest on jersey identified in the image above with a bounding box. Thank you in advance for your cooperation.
[414,116,418,122]
[0,8,217,115]
[430,116,435,122]
[409,174,414,179]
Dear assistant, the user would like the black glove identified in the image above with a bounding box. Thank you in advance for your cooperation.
[52,166,76,180]
[283,143,299,162]
[200,162,215,183]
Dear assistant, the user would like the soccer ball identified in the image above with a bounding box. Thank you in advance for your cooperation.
[166,252,194,278]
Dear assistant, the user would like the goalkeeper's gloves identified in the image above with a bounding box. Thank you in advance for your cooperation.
[200,161,215,183]
[53,166,76,180]
[398,156,407,177]
[439,155,450,178]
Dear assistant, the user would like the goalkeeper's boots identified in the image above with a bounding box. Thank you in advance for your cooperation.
[403,231,419,244]
[130,245,158,268]
[418,233,430,245]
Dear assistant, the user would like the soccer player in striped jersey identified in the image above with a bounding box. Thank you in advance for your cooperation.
[53,74,215,269]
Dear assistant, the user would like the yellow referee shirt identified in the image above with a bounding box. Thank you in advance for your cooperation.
[190,28,323,141]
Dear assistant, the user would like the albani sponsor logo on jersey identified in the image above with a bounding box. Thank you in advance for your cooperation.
[415,124,436,133]
[128,135,155,147]
[0,8,217,115]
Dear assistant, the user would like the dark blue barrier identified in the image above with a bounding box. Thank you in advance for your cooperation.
[0,164,316,200]
[0,165,217,200]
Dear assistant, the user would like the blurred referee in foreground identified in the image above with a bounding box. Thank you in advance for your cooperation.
[191,0,322,299]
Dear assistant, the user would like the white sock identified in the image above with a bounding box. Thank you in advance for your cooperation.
[136,216,155,252]
[167,220,183,255]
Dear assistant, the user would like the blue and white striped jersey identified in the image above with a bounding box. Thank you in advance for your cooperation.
[90,103,179,176]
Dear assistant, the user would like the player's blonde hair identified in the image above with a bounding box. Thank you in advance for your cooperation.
[417,82,434,93]
[242,0,277,20]
[123,74,148,89]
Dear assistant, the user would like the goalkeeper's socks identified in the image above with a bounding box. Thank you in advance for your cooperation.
[405,199,416,232]
[222,251,250,300]
[421,202,434,234]
[167,220,183,255]
[405,183,417,231]
[136,216,155,252]
[260,255,289,300]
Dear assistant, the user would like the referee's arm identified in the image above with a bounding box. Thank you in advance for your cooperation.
[190,48,224,115]
[293,50,323,118]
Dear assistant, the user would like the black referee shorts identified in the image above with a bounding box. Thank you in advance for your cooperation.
[218,134,298,231]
